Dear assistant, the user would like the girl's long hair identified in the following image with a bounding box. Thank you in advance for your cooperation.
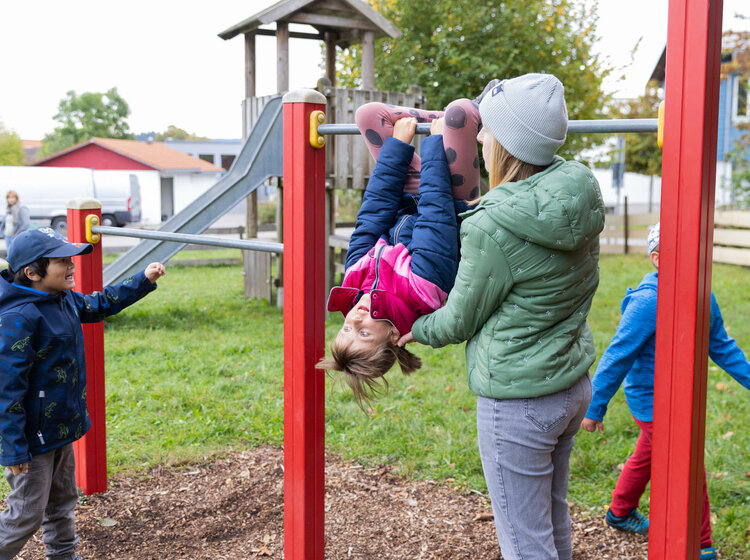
[316,340,421,410]
[486,134,548,190]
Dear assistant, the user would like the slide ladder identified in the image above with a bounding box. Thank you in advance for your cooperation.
[103,95,283,285]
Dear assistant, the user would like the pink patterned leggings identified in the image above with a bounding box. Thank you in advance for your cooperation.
[354,99,481,200]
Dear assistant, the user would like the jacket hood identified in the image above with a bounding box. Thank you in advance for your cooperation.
[462,157,604,251]
[0,269,56,310]
[622,271,658,310]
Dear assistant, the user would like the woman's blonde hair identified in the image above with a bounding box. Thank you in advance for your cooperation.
[486,133,547,188]
[316,339,422,410]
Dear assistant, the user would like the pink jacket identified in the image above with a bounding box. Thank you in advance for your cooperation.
[327,239,447,335]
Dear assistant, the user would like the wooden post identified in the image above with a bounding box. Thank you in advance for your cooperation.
[277,21,290,92]
[243,250,272,301]
[245,32,256,99]
[246,193,258,239]
[649,174,655,214]
[282,89,327,560]
[67,198,107,495]
[361,30,375,90]
[324,31,337,88]
[650,0,723,558]
[243,31,260,288]
[623,196,629,255]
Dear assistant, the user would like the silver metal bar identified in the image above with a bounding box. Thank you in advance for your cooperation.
[318,118,659,135]
[92,225,284,254]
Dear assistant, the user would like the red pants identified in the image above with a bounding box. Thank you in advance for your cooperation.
[610,418,713,548]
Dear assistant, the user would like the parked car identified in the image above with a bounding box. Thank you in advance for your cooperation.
[0,166,141,234]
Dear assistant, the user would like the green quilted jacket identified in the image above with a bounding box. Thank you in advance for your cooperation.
[412,156,605,399]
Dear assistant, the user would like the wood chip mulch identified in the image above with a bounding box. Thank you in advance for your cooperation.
[12,445,649,559]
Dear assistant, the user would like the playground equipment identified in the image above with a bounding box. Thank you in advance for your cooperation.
[280,0,723,552]
[69,0,722,552]
[101,95,283,286]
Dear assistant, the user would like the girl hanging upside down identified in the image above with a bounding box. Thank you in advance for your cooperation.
[317,96,486,408]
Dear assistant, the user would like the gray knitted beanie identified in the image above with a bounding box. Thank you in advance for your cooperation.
[478,73,568,166]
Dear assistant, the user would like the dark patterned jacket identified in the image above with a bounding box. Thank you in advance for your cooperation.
[0,269,156,465]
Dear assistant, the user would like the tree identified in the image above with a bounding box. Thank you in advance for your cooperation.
[0,122,24,166]
[39,87,134,157]
[153,125,208,142]
[337,0,610,159]
[613,81,663,177]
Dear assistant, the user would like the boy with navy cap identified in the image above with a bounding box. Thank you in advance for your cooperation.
[581,223,750,560]
[0,227,165,560]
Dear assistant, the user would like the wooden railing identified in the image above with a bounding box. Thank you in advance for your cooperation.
[713,211,750,267]
[601,209,750,267]
[600,212,659,255]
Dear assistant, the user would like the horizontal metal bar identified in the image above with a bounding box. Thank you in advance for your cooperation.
[318,118,658,136]
[91,225,284,254]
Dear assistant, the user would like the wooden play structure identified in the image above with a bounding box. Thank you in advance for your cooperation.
[219,0,423,301]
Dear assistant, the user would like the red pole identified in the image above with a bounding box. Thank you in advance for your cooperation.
[650,0,723,557]
[282,89,327,560]
[67,199,107,494]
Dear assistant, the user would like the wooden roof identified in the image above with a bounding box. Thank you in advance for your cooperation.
[649,48,666,85]
[33,138,224,172]
[218,0,400,47]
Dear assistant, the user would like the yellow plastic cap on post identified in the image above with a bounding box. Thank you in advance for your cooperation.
[309,110,326,149]
[85,214,101,244]
[657,101,665,149]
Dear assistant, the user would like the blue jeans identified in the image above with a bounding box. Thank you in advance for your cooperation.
[477,373,592,560]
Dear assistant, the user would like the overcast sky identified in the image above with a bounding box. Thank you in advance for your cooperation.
[0,0,747,141]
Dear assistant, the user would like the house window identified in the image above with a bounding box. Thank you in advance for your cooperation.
[221,154,236,170]
[733,74,749,122]
[198,154,214,164]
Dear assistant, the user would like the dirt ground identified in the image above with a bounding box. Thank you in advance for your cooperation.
[12,445,649,560]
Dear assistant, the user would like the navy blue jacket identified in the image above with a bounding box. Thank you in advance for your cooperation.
[345,135,467,294]
[0,269,156,466]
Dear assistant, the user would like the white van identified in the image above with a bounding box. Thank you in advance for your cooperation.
[0,166,141,233]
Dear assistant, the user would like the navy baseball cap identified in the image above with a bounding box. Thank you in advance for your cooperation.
[7,227,93,271]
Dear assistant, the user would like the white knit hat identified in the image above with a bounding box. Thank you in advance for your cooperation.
[479,73,568,166]
[647,222,660,255]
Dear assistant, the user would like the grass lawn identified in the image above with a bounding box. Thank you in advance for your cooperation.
[6,253,750,556]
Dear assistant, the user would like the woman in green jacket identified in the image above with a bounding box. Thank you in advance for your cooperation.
[400,74,605,560]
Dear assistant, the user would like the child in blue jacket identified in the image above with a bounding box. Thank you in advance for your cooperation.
[0,227,165,560]
[582,223,750,560]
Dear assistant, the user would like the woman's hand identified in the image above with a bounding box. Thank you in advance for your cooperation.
[580,418,604,434]
[430,117,445,136]
[145,262,166,283]
[397,332,415,347]
[393,117,417,144]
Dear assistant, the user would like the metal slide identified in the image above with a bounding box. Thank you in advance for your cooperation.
[103,95,283,285]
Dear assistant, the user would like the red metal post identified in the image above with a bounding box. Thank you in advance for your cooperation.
[67,199,107,494]
[650,0,723,557]
[282,90,327,560]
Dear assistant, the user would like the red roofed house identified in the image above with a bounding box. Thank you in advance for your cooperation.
[33,137,224,223]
